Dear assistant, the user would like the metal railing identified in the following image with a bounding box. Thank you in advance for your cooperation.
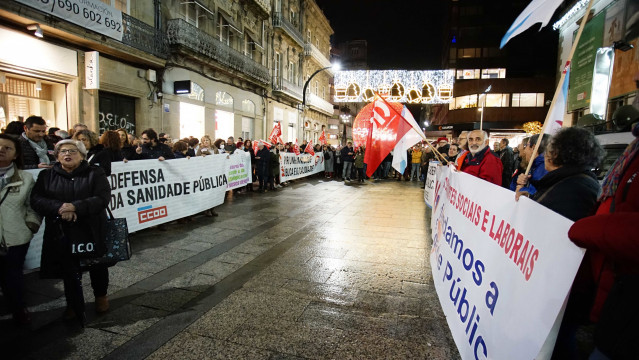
[272,12,305,47]
[166,19,270,84]
[273,76,303,101]
[308,93,335,115]
[121,13,168,58]
[304,43,332,70]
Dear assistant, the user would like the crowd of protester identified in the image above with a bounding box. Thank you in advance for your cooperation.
[0,115,638,360]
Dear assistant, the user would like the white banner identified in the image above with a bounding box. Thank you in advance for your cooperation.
[279,152,325,182]
[226,152,252,190]
[16,0,124,41]
[25,156,229,269]
[430,166,584,360]
[423,161,439,208]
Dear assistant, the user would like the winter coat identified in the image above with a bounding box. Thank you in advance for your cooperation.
[270,150,280,177]
[120,145,143,161]
[341,146,355,162]
[140,142,175,160]
[411,150,422,164]
[31,162,111,279]
[0,169,41,247]
[88,144,123,176]
[460,147,503,186]
[19,136,55,169]
[510,154,548,195]
[532,166,600,222]
[324,150,334,172]
[500,146,515,188]
[354,153,365,169]
[568,153,639,323]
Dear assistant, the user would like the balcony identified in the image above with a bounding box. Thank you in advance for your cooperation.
[308,93,334,116]
[272,12,305,47]
[250,0,271,14]
[273,77,303,101]
[166,19,270,85]
[304,43,332,71]
[122,13,168,59]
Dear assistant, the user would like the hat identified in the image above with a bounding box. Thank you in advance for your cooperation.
[437,137,448,143]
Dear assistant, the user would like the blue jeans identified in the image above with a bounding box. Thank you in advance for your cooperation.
[383,162,391,178]
[343,162,353,179]
[410,164,420,180]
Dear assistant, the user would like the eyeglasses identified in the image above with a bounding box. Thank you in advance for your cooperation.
[59,149,79,155]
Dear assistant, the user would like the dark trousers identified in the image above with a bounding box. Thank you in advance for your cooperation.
[335,162,343,178]
[257,163,268,189]
[0,242,30,314]
[63,264,108,316]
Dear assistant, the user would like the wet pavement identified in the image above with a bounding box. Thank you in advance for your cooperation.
[1,177,460,359]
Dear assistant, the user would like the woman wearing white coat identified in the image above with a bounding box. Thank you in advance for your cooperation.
[0,134,41,325]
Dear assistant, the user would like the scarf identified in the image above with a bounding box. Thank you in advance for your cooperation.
[600,123,639,199]
[22,132,50,165]
[0,163,15,191]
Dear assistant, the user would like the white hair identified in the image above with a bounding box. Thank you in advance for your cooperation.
[54,139,87,158]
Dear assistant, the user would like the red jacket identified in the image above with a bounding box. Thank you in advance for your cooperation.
[568,153,639,322]
[460,146,503,186]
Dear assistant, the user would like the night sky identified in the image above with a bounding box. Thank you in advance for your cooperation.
[315,0,447,70]
[316,0,560,75]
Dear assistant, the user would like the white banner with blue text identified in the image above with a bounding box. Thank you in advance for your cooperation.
[430,166,584,360]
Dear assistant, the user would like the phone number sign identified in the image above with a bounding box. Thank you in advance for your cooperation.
[17,0,123,41]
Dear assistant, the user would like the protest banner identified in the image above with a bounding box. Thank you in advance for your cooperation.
[24,155,229,269]
[430,166,584,360]
[423,161,439,208]
[279,152,325,182]
[226,152,252,190]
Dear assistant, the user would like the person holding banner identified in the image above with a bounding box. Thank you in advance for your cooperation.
[31,140,111,327]
[195,136,219,216]
[460,130,503,186]
[513,133,550,196]
[567,122,639,360]
[254,142,270,192]
[0,134,42,325]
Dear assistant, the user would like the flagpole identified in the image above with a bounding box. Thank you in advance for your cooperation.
[523,0,595,177]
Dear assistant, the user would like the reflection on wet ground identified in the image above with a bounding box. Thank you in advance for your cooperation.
[1,178,459,359]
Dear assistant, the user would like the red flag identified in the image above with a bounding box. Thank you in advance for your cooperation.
[268,122,282,144]
[277,136,284,145]
[363,95,412,177]
[252,140,259,155]
[304,140,315,156]
[318,131,327,145]
[292,138,301,155]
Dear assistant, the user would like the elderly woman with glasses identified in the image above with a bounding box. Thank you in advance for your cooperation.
[31,139,111,327]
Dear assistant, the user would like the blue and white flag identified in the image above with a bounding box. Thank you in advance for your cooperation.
[500,0,564,48]
[392,106,424,174]
[545,66,570,135]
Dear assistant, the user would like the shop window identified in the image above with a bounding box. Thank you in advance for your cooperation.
[180,102,205,139]
[452,94,478,109]
[215,109,234,139]
[242,99,255,114]
[485,94,509,107]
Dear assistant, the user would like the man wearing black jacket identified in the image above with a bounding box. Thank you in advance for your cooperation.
[340,141,355,181]
[19,116,55,169]
[136,129,174,160]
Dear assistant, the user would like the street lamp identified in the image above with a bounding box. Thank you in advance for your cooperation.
[302,62,341,107]
[478,85,491,131]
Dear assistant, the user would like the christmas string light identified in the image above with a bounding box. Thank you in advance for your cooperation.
[334,70,455,103]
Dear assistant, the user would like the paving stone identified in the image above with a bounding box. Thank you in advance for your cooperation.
[147,332,273,360]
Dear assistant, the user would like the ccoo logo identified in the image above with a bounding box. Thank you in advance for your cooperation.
[138,205,168,223]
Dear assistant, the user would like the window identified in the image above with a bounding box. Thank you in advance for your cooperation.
[481,68,506,79]
[180,1,209,28]
[215,91,234,107]
[456,69,480,79]
[290,9,298,27]
[512,93,545,107]
[314,81,319,96]
[307,30,311,43]
[329,124,338,130]
[351,47,360,56]
[100,0,129,13]
[482,47,500,57]
[451,94,478,109]
[322,86,326,99]
[274,52,281,81]
[288,61,296,82]
[217,13,231,45]
[485,94,509,107]
[458,48,481,58]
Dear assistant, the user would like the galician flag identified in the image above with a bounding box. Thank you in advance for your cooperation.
[544,64,570,135]
[500,0,564,48]
[392,106,425,174]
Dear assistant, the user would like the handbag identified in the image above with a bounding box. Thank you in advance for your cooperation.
[80,208,131,267]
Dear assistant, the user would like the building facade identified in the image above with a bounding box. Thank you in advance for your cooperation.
[0,0,334,143]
